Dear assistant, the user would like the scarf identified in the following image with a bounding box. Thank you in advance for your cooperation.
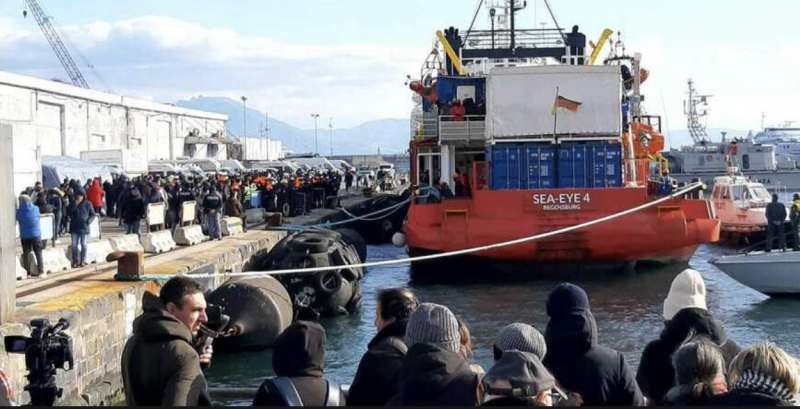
[733,370,795,403]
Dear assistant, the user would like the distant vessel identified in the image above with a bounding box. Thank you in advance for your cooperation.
[710,172,769,239]
[664,80,800,192]
[402,1,719,272]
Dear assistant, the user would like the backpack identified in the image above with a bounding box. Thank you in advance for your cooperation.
[257,377,343,407]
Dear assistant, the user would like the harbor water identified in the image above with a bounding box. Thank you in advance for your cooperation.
[205,243,800,405]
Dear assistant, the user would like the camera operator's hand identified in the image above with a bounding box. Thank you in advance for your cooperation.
[199,343,213,367]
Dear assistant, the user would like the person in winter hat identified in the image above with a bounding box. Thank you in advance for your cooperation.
[388,303,480,406]
[543,283,644,406]
[637,269,740,403]
[493,322,547,361]
[482,351,557,406]
[710,342,800,406]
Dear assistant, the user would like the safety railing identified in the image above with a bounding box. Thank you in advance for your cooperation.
[439,116,486,143]
[411,112,439,139]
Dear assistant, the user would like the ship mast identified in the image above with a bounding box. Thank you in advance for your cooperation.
[684,79,712,144]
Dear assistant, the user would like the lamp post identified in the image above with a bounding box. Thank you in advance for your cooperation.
[310,113,320,155]
[329,117,334,156]
[241,96,248,160]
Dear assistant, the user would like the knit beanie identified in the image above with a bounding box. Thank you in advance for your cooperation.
[495,323,547,360]
[663,269,707,320]
[546,283,590,318]
[405,302,461,353]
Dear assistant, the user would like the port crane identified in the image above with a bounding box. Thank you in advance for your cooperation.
[22,0,90,88]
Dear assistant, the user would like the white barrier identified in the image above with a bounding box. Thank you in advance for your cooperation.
[41,247,71,274]
[89,216,101,240]
[147,202,166,229]
[244,208,266,224]
[141,230,177,254]
[15,213,55,240]
[109,234,144,253]
[221,217,244,236]
[181,201,197,225]
[175,225,208,246]
[83,240,114,265]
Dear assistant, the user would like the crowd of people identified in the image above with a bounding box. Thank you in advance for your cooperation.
[14,168,346,275]
[119,268,800,406]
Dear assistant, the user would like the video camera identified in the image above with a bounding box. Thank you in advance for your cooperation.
[4,318,74,406]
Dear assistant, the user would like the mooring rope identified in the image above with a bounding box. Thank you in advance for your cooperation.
[140,183,704,280]
[280,197,411,231]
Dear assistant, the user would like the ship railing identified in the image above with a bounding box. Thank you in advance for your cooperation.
[439,115,486,143]
[460,28,566,50]
[411,112,439,139]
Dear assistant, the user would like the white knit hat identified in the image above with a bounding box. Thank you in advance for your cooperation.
[663,269,707,320]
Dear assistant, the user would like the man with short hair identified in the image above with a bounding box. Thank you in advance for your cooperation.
[349,288,419,406]
[765,193,787,252]
[790,193,800,251]
[121,276,212,406]
[67,189,95,268]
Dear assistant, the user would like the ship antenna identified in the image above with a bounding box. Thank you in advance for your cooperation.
[543,0,567,43]
[463,0,485,45]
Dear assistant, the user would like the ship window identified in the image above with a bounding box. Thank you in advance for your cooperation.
[748,185,771,201]
[730,185,745,201]
[742,154,750,169]
[720,186,730,200]
[712,186,720,199]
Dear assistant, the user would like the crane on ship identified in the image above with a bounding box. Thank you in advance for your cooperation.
[684,79,713,144]
[22,0,90,88]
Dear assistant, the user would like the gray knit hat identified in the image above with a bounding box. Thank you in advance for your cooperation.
[405,302,460,353]
[495,323,547,360]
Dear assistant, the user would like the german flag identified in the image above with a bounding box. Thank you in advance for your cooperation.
[552,95,582,114]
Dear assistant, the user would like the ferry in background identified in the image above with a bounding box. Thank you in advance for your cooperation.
[663,81,800,192]
[402,1,719,272]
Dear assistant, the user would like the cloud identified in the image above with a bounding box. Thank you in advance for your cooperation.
[0,15,427,128]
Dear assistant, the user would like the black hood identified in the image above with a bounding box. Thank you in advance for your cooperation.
[272,321,325,378]
[369,319,407,349]
[660,307,728,348]
[132,292,193,345]
[545,310,598,356]
[396,343,477,405]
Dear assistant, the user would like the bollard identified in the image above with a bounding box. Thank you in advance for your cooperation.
[108,251,145,281]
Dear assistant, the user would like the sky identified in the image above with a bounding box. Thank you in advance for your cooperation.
[1,0,798,133]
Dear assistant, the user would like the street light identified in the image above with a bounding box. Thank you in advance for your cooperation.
[329,117,334,156]
[310,113,320,155]
[241,96,248,160]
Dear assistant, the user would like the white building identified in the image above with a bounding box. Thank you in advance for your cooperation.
[243,136,284,161]
[0,71,231,192]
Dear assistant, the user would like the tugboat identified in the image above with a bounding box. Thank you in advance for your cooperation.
[402,1,720,272]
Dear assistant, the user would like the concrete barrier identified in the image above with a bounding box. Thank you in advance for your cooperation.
[109,235,145,253]
[221,217,244,236]
[244,208,266,224]
[83,240,114,265]
[141,230,177,254]
[175,225,208,246]
[41,247,71,274]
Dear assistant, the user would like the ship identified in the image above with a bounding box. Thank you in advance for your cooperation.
[402,0,720,272]
[663,80,800,192]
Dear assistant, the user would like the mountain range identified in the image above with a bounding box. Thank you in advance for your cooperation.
[175,97,410,155]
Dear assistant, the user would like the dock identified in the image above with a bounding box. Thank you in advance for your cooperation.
[0,191,384,406]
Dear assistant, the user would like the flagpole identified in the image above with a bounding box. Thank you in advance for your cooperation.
[553,86,559,139]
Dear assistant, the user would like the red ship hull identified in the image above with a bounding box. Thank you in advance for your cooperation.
[404,187,720,266]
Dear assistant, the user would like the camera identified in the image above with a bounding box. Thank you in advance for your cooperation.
[4,318,74,406]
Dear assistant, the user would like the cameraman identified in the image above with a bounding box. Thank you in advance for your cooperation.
[121,276,212,406]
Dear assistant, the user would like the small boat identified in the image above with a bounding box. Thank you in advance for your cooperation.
[711,251,800,296]
[710,171,770,240]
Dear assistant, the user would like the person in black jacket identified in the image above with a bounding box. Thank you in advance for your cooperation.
[710,342,799,406]
[202,188,223,240]
[766,193,788,252]
[637,269,740,403]
[122,189,146,237]
[348,288,419,406]
[252,321,344,406]
[387,303,480,406]
[543,283,645,406]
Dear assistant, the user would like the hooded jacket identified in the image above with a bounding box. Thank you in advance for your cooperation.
[253,321,342,406]
[388,343,480,406]
[122,193,146,224]
[543,283,645,406]
[348,319,408,406]
[636,307,741,403]
[87,179,104,208]
[16,202,41,239]
[121,293,210,406]
[67,199,95,234]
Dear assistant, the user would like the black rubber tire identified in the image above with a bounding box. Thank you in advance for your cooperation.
[290,235,331,253]
[281,202,291,218]
[315,270,343,295]
[335,228,367,262]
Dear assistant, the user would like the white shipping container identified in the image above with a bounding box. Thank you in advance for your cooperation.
[80,149,148,174]
[487,65,622,138]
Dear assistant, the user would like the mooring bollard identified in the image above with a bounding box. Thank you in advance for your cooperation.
[107,251,144,281]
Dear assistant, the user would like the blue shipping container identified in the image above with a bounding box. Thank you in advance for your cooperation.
[488,143,556,190]
[557,141,622,188]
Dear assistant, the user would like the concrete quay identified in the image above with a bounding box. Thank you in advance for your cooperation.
[0,191,383,405]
